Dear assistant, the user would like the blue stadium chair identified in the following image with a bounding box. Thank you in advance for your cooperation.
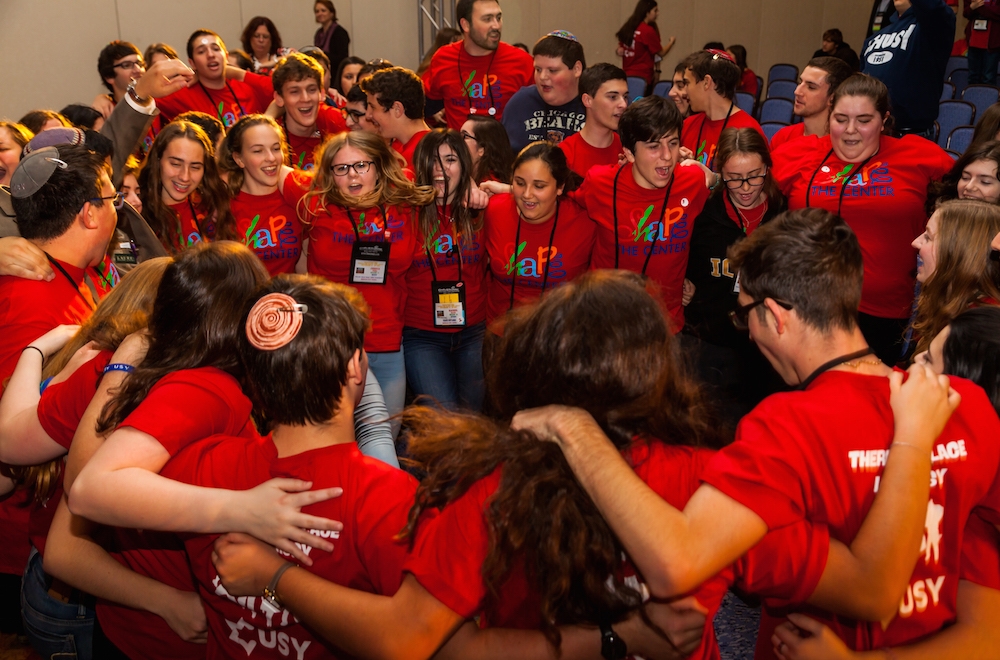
[767,63,798,87]
[767,80,797,101]
[945,149,961,161]
[651,80,672,98]
[949,69,970,98]
[760,122,787,143]
[946,125,976,154]
[962,85,1000,118]
[755,75,763,105]
[626,77,646,104]
[758,98,794,124]
[940,81,955,101]
[945,55,967,81]
[936,101,976,149]
[735,91,755,115]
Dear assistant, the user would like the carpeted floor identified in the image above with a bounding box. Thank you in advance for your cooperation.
[0,633,39,660]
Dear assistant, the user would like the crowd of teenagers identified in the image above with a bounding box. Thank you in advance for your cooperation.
[2,0,1000,658]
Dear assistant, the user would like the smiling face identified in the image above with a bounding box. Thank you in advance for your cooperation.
[722,152,768,209]
[0,127,22,187]
[120,172,142,215]
[332,144,378,198]
[668,71,689,116]
[431,144,463,203]
[534,55,581,107]
[957,158,1000,203]
[585,79,629,131]
[912,209,939,284]
[794,66,832,119]
[830,95,884,162]
[189,35,227,83]
[277,77,323,131]
[512,157,563,223]
[626,131,680,190]
[159,137,205,204]
[460,120,485,168]
[234,124,284,193]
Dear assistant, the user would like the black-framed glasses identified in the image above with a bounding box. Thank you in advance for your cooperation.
[722,172,767,190]
[331,160,373,176]
[729,297,794,331]
[344,109,366,122]
[461,131,478,142]
[113,59,145,71]
[90,192,125,209]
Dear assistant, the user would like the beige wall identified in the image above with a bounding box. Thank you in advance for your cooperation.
[0,0,962,122]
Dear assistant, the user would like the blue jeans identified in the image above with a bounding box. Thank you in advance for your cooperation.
[354,371,399,468]
[21,549,94,660]
[367,349,405,441]
[402,322,485,412]
[968,47,1000,86]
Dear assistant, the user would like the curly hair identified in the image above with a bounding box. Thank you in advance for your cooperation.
[301,131,435,222]
[912,199,1000,353]
[401,270,722,645]
[138,121,237,252]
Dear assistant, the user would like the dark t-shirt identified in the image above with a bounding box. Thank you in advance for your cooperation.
[501,86,586,152]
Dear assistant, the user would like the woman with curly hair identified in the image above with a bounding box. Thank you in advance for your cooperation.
[300,130,435,435]
[138,121,235,254]
[911,198,1000,354]
[240,16,290,75]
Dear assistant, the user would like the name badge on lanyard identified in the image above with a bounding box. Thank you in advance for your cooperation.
[350,240,391,285]
[975,19,989,30]
[432,280,466,327]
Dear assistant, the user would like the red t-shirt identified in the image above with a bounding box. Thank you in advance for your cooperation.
[482,193,595,326]
[620,22,662,85]
[702,371,1000,651]
[738,69,759,97]
[768,122,807,151]
[230,185,304,276]
[576,162,709,333]
[97,367,253,660]
[682,110,765,170]
[156,73,273,127]
[422,41,536,129]
[31,350,113,556]
[404,439,828,660]
[404,206,488,332]
[282,106,348,171]
[0,261,95,575]
[772,134,953,318]
[392,129,431,174]
[163,196,213,253]
[305,200,416,352]
[558,131,623,179]
[163,434,416,659]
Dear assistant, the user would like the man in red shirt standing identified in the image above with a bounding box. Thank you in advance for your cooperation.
[558,63,628,178]
[360,67,431,171]
[422,0,534,129]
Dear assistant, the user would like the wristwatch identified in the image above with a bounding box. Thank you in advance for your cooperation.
[127,78,149,104]
[600,621,628,660]
[261,561,294,614]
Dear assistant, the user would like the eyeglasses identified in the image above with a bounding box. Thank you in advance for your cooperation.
[344,109,366,122]
[461,131,478,142]
[90,192,125,209]
[331,160,373,176]
[112,59,145,71]
[729,297,794,331]
[722,173,767,190]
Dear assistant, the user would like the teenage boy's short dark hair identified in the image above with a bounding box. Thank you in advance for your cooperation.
[533,34,586,70]
[681,50,740,100]
[618,95,683,152]
[187,29,224,59]
[580,63,627,99]
[359,67,426,119]
[272,53,324,95]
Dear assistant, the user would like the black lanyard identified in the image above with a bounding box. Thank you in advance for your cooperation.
[426,206,463,281]
[692,101,735,170]
[346,205,390,242]
[457,47,498,115]
[44,253,96,311]
[796,348,875,391]
[509,200,559,310]
[805,149,877,217]
[611,164,675,275]
[198,81,247,126]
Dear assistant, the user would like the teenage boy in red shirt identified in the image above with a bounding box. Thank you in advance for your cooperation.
[511,207,1000,653]
[422,0,534,129]
[558,63,628,178]
[272,53,348,170]
[360,67,431,171]
[680,49,764,170]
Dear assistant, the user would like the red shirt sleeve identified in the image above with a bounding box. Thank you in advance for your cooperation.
[317,105,349,136]
[735,521,830,606]
[638,23,662,54]
[282,168,314,207]
[36,350,114,449]
[242,72,276,113]
[353,467,419,596]
[961,513,1000,588]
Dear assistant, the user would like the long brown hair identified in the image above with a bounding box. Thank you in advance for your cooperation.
[218,114,289,198]
[10,258,171,505]
[401,270,721,644]
[913,199,1000,353]
[412,129,481,250]
[300,131,435,223]
[138,121,238,253]
[96,242,269,434]
[715,127,785,211]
